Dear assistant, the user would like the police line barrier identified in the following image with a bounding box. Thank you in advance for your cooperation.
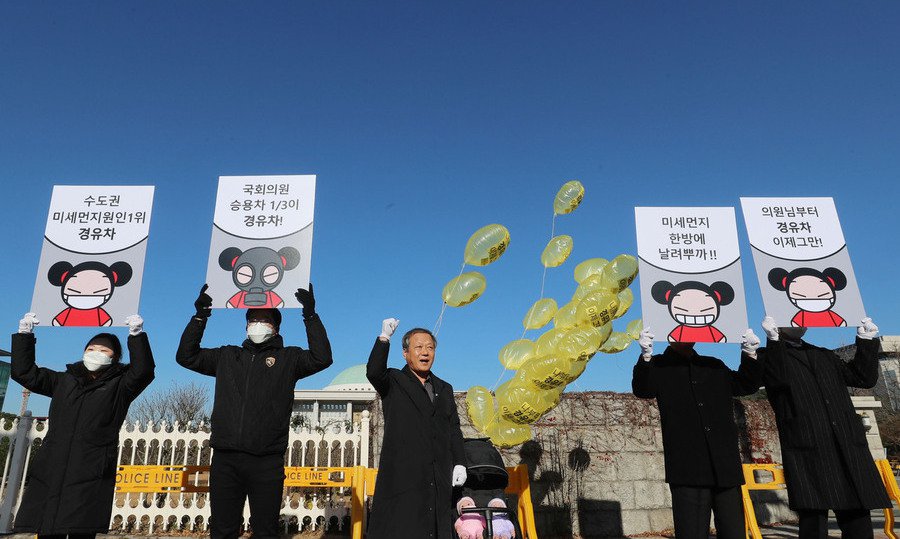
[115,464,539,539]
[741,461,900,539]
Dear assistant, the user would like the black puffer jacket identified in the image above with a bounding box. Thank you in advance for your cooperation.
[11,332,155,534]
[176,313,332,455]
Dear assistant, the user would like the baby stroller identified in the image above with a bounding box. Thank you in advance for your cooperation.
[454,438,524,539]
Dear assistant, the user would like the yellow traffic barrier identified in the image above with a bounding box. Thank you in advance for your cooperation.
[875,459,900,539]
[115,464,539,538]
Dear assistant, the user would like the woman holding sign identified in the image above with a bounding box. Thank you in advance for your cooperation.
[10,312,155,539]
[632,327,762,539]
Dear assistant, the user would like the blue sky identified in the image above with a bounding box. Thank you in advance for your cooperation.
[2,2,899,416]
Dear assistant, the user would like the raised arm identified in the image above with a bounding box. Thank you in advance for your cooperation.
[732,329,763,396]
[11,313,61,397]
[632,327,656,398]
[366,318,399,396]
[175,285,221,376]
[121,315,155,399]
[291,285,333,380]
[838,318,882,389]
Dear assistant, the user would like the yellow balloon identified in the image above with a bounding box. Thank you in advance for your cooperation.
[553,180,585,215]
[626,318,643,340]
[553,300,580,330]
[442,272,487,307]
[598,331,633,354]
[516,355,573,390]
[574,258,609,284]
[572,273,616,303]
[615,287,634,319]
[535,327,569,357]
[523,298,558,330]
[540,235,574,268]
[561,360,587,384]
[465,386,496,432]
[575,290,620,328]
[585,322,613,348]
[486,418,533,448]
[498,339,535,369]
[497,382,555,424]
[556,326,603,363]
[464,224,511,266]
[598,254,639,292]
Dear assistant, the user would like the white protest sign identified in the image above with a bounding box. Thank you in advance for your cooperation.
[31,185,155,327]
[741,197,865,328]
[204,175,316,309]
[635,207,748,343]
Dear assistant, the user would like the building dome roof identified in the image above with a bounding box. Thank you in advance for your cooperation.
[324,364,375,391]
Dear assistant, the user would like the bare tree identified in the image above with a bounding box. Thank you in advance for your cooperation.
[128,380,211,428]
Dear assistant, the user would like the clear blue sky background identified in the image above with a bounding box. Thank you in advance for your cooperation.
[2,2,898,416]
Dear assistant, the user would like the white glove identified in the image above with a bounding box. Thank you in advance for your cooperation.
[741,329,760,358]
[761,316,779,341]
[18,313,39,334]
[639,327,654,361]
[124,314,144,336]
[452,464,467,487]
[379,318,400,341]
[857,317,878,340]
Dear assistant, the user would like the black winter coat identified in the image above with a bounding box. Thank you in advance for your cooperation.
[760,337,890,510]
[10,332,155,534]
[632,347,762,487]
[366,339,466,539]
[176,314,332,456]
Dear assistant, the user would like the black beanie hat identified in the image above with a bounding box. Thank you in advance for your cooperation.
[246,308,282,328]
[85,333,123,362]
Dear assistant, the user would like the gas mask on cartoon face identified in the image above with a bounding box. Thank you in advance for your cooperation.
[247,322,274,344]
[219,246,301,307]
[83,350,113,371]
[65,294,110,310]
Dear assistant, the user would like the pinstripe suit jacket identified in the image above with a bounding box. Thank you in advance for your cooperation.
[761,337,890,510]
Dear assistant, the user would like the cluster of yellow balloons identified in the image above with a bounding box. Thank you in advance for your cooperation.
[442,224,511,307]
[463,181,644,448]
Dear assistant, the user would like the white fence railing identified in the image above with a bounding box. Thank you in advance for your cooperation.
[0,410,370,535]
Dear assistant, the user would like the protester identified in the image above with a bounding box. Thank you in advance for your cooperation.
[366,319,467,539]
[176,284,332,539]
[11,312,154,539]
[759,316,889,539]
[632,326,762,539]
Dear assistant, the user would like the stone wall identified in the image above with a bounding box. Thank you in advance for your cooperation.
[369,391,794,538]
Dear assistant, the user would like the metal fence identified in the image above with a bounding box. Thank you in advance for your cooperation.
[0,410,370,535]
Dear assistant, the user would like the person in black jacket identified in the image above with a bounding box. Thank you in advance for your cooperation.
[11,312,155,539]
[366,319,467,539]
[759,316,889,539]
[632,325,762,539]
[176,284,332,539]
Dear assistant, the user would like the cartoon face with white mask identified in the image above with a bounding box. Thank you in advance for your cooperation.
[48,261,133,327]
[768,267,848,328]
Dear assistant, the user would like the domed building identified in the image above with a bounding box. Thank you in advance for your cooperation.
[292,364,377,428]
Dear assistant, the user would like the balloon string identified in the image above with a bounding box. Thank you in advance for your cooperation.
[433,261,467,337]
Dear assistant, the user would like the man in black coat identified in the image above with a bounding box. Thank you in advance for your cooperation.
[176,284,332,539]
[759,316,889,539]
[633,326,763,539]
[366,319,467,539]
[12,312,155,538]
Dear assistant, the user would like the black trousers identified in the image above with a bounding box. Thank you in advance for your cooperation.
[669,485,744,539]
[210,449,285,539]
[797,508,873,539]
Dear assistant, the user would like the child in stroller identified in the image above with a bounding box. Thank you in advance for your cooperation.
[454,438,522,539]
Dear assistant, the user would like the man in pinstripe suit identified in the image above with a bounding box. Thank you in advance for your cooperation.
[760,316,889,539]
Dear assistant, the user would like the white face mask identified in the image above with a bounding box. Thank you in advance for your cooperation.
[66,295,108,310]
[83,350,113,371]
[793,298,833,313]
[247,322,274,344]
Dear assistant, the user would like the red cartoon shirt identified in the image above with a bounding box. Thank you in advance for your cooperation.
[53,307,112,327]
[791,310,845,327]
[668,324,726,343]
[226,290,283,309]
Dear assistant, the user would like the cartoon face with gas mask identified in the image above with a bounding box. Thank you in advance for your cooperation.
[768,267,848,327]
[219,246,301,309]
[48,260,133,326]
